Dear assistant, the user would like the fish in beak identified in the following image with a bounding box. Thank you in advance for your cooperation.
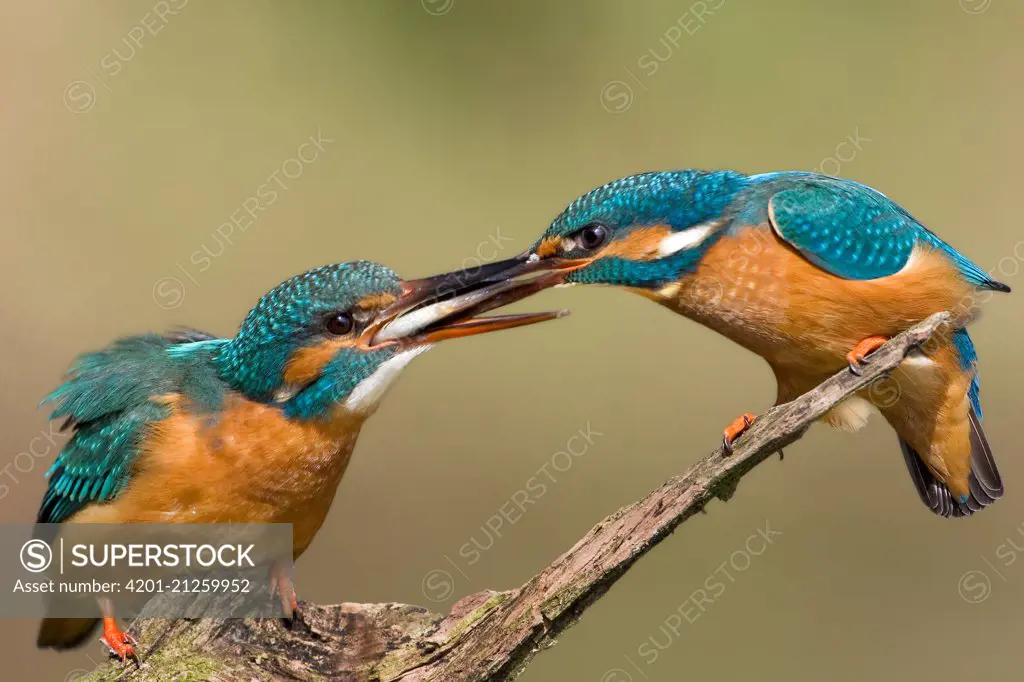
[365,259,569,347]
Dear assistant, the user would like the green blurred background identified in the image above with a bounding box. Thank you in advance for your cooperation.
[3,1,1023,680]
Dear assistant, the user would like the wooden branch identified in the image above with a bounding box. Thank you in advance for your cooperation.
[83,312,951,682]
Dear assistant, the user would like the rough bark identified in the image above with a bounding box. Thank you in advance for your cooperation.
[80,312,951,682]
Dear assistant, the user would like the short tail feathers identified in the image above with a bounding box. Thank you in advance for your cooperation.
[37,617,99,650]
[966,408,1004,507]
[899,408,1003,518]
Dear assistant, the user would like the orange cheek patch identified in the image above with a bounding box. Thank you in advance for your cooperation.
[535,237,563,258]
[599,225,674,260]
[355,293,397,310]
[283,339,353,386]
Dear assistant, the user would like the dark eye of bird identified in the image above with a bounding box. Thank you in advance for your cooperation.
[579,223,609,250]
[324,312,354,336]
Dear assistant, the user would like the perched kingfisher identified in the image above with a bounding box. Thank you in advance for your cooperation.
[34,259,563,661]
[492,170,1009,518]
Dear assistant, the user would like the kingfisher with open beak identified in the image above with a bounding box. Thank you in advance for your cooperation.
[494,170,1008,518]
[34,259,564,662]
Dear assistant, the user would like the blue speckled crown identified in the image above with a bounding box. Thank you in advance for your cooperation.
[540,170,746,242]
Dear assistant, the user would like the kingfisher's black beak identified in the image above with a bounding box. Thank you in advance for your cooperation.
[475,252,594,285]
[364,257,568,347]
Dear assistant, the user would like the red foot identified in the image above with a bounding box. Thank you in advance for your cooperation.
[722,413,757,454]
[270,565,300,619]
[100,617,138,664]
[846,336,889,375]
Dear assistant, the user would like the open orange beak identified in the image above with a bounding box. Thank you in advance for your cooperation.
[365,258,569,347]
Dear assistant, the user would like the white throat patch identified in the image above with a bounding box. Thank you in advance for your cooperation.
[342,346,432,415]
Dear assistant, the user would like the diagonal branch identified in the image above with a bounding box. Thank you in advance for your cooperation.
[84,312,951,682]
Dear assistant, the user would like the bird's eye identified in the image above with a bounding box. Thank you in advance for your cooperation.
[579,223,609,250]
[324,312,354,336]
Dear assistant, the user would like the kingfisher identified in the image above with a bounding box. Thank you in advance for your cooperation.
[34,259,563,662]
[491,170,1009,518]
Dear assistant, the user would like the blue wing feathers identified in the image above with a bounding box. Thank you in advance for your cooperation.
[757,173,1008,290]
[766,181,918,280]
[37,331,227,524]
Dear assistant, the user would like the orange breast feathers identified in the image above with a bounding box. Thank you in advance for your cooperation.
[70,394,365,559]
[646,224,979,369]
